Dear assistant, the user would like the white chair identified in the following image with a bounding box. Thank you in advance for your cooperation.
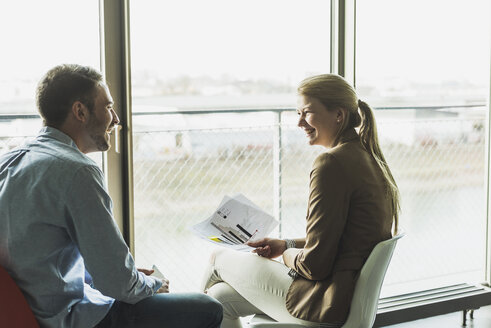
[248,232,405,328]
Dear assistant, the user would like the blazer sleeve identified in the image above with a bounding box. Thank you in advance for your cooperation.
[284,153,352,280]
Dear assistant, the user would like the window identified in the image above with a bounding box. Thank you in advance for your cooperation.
[2,1,491,322]
[129,0,331,291]
[356,0,491,296]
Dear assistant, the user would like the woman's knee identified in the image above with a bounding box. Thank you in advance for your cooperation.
[207,282,234,303]
[207,282,258,319]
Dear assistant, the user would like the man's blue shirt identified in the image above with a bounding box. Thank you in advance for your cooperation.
[0,127,162,328]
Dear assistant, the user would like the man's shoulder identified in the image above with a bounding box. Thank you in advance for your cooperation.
[29,137,97,168]
[1,138,101,181]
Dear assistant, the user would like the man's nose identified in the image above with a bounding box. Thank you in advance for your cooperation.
[111,109,120,125]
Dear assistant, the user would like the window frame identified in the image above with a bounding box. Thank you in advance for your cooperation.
[100,0,135,252]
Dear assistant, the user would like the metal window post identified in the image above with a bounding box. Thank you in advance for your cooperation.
[331,0,356,84]
[99,0,135,253]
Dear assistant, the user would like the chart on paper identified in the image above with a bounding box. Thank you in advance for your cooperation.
[191,194,278,251]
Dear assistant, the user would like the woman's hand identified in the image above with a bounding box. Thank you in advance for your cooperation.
[247,238,287,259]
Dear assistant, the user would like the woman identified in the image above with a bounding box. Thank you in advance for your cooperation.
[201,74,400,327]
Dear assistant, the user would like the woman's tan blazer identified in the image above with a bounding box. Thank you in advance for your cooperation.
[283,128,393,324]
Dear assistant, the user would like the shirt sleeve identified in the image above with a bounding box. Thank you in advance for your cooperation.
[64,165,162,304]
[283,153,351,280]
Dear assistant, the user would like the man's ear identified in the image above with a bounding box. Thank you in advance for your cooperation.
[71,101,88,123]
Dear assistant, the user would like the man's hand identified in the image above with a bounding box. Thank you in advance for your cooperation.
[137,268,154,276]
[156,278,170,293]
[138,268,170,293]
[247,238,287,259]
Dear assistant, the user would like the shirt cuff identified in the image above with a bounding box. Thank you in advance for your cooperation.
[288,268,298,279]
[151,276,163,294]
[283,240,298,278]
[284,238,296,249]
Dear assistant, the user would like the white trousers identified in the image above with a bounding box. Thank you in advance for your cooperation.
[201,248,319,328]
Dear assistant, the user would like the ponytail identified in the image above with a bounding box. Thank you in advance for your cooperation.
[358,100,400,234]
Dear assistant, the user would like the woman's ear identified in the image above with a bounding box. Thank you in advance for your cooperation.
[336,108,347,123]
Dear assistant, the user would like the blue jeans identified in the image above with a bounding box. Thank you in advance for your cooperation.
[95,293,223,328]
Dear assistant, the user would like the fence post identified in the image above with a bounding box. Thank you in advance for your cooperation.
[273,111,283,238]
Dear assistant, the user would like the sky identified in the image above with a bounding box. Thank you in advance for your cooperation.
[129,0,331,81]
[0,1,100,80]
[356,0,490,84]
[0,0,489,103]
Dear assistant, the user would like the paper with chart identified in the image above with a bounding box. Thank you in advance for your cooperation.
[191,194,278,251]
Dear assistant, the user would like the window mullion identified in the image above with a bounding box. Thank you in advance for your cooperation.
[486,48,491,285]
[330,0,356,84]
[99,0,135,254]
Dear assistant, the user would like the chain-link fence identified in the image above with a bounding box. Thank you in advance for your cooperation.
[0,117,42,154]
[132,106,487,294]
[0,108,486,296]
[0,136,32,153]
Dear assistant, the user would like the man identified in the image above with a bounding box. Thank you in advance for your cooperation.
[0,64,222,328]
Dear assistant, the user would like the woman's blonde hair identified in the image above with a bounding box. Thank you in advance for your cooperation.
[298,74,400,233]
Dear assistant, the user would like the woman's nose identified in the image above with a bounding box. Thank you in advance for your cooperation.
[297,115,305,127]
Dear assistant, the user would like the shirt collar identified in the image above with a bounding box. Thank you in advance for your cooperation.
[38,126,79,150]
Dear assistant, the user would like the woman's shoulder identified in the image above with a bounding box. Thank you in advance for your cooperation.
[313,142,370,179]
[316,140,362,162]
[313,151,337,168]
[311,151,346,178]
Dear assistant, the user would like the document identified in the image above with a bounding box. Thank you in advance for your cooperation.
[151,264,166,280]
[191,194,278,251]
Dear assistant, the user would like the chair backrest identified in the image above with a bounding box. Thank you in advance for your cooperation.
[0,265,40,328]
[342,232,405,328]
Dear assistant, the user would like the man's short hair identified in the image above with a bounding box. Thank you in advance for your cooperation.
[36,64,103,127]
